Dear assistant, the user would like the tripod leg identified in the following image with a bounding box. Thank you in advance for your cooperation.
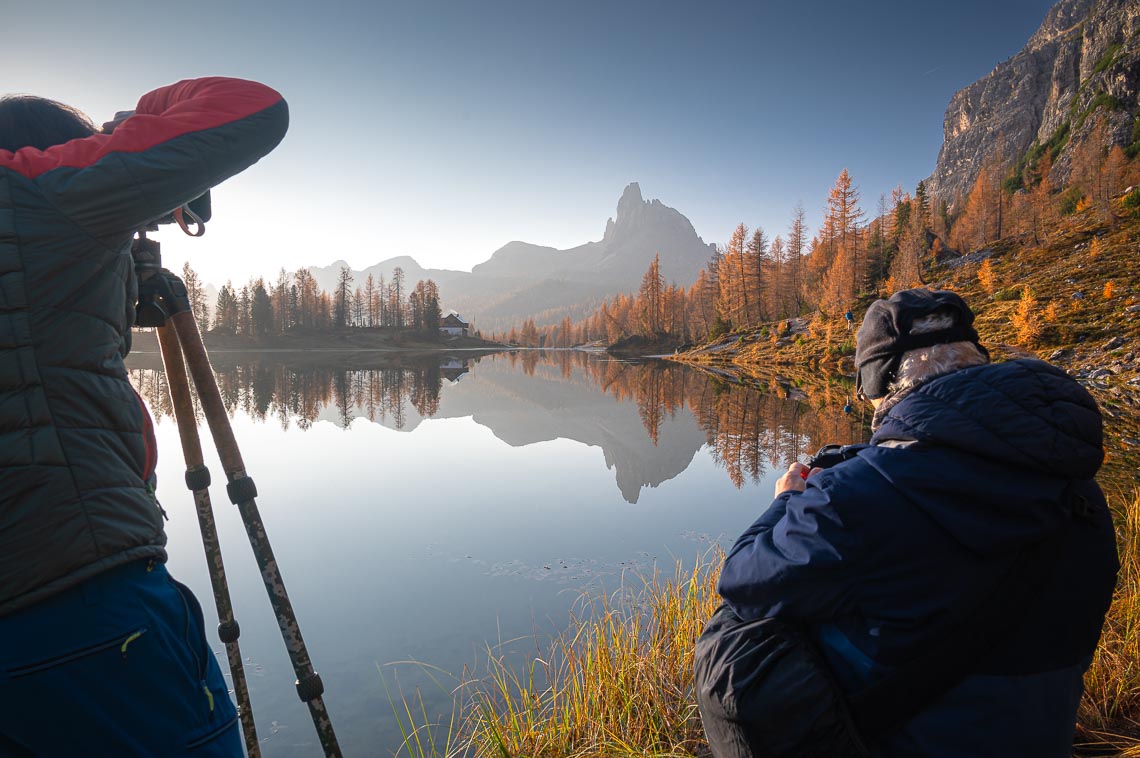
[168,312,342,758]
[157,325,262,758]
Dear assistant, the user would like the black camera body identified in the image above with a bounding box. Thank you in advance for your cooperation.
[152,191,211,228]
[807,444,868,471]
[131,192,209,328]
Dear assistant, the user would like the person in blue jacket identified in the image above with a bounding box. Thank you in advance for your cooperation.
[0,79,287,755]
[707,288,1118,756]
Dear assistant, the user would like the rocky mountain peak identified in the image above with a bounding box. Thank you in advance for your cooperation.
[928,0,1140,204]
[1027,0,1091,51]
[604,181,699,247]
[617,181,645,214]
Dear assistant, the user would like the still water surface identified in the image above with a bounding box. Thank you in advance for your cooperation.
[127,349,864,756]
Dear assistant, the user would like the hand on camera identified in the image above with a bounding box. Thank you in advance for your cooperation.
[775,462,822,497]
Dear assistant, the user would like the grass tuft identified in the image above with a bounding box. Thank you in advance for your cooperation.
[1076,491,1140,754]
[462,555,722,756]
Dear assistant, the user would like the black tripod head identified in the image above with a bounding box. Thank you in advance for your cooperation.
[132,231,192,327]
[131,193,210,327]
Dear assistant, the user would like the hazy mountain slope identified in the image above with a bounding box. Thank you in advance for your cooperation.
[308,183,716,331]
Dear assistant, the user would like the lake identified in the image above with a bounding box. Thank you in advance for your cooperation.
[126,348,866,756]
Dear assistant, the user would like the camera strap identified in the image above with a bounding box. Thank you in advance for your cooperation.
[173,205,206,237]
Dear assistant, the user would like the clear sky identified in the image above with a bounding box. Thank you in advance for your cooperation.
[6,0,1056,286]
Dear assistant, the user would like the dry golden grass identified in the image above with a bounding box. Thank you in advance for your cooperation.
[459,555,722,757]
[1076,491,1140,755]
[394,489,1140,757]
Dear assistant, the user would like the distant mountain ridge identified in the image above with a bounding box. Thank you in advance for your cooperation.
[928,0,1140,202]
[308,183,716,331]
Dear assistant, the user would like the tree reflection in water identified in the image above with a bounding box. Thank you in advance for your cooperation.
[128,350,867,490]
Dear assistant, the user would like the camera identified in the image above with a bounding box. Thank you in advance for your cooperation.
[131,192,210,327]
[807,444,867,470]
[152,191,211,229]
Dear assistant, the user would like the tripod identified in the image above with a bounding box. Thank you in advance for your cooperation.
[134,234,341,757]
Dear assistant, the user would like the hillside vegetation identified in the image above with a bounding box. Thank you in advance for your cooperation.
[672,190,1140,482]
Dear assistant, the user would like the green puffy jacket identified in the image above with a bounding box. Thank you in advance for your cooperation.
[0,78,288,615]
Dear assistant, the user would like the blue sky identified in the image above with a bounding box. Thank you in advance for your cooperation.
[6,0,1056,285]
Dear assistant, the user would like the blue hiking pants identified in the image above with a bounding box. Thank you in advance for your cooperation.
[0,560,242,756]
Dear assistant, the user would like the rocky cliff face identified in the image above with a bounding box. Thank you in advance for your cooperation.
[928,0,1140,203]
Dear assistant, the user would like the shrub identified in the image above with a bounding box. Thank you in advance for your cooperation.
[1128,118,1140,159]
[1123,188,1140,218]
[1060,186,1085,216]
[828,340,856,357]
[1104,280,1115,299]
[1011,287,1042,345]
[1076,92,1124,131]
[1089,238,1103,259]
[978,259,997,295]
[708,315,731,340]
[1092,43,1122,75]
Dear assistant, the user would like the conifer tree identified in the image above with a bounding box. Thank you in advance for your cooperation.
[637,254,665,337]
[181,262,211,336]
[786,204,807,314]
[747,226,770,322]
[364,274,377,327]
[250,280,273,337]
[335,266,354,328]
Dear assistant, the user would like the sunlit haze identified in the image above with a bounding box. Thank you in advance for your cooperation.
[7,0,1054,286]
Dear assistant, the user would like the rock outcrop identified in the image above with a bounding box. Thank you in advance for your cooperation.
[928,0,1140,203]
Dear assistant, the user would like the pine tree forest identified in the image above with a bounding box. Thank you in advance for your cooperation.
[182,264,454,339]
[496,127,1140,348]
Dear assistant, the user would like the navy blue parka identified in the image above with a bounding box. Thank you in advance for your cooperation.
[718,359,1118,756]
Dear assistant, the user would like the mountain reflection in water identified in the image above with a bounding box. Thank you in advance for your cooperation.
[128,349,868,503]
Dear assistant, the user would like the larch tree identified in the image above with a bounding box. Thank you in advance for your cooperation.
[637,254,665,337]
[746,226,770,322]
[389,267,405,328]
[1029,152,1055,245]
[825,169,862,268]
[719,224,750,328]
[352,287,365,326]
[364,274,377,327]
[786,204,807,315]
[181,262,211,336]
[250,279,273,337]
[768,235,786,319]
[1101,145,1127,221]
[335,266,354,328]
[888,212,926,291]
[274,268,290,331]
